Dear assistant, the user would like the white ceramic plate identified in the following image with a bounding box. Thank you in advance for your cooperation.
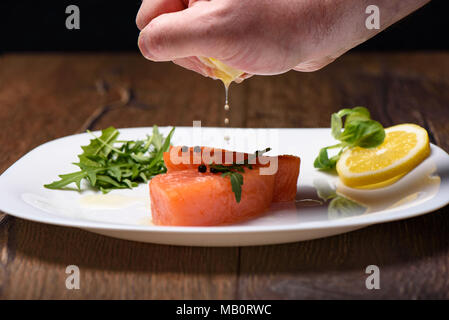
[0,127,448,246]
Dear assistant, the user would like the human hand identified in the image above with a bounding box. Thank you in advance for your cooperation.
[137,0,430,77]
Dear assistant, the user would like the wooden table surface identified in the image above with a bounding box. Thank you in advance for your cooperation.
[0,52,449,299]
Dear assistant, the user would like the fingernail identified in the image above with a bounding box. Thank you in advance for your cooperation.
[138,32,156,61]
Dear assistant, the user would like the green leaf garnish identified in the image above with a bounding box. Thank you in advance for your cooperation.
[209,148,271,203]
[221,171,244,203]
[44,126,175,192]
[44,171,88,190]
[314,107,385,170]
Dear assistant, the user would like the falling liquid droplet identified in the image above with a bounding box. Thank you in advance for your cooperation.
[224,84,229,105]
[223,84,230,128]
[223,83,230,144]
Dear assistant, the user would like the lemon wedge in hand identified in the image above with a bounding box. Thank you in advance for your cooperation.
[336,124,431,188]
[199,57,245,87]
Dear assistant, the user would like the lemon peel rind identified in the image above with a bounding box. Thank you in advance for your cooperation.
[351,172,407,190]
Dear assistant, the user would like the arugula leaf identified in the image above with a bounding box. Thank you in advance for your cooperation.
[151,125,163,150]
[210,148,271,203]
[222,171,244,203]
[314,107,385,170]
[230,173,243,203]
[148,127,175,167]
[44,171,88,190]
[82,127,120,157]
[44,126,175,192]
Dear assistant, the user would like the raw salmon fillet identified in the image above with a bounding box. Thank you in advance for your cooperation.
[163,146,300,201]
[150,146,300,226]
[150,168,275,226]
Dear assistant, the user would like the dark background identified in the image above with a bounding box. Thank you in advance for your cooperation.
[1,0,448,53]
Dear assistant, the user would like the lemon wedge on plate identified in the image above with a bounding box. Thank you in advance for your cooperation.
[336,124,431,188]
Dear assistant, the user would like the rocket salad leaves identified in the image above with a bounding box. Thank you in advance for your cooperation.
[314,107,385,170]
[44,126,175,193]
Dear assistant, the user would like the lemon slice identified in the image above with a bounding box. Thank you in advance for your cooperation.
[199,57,245,87]
[336,124,431,188]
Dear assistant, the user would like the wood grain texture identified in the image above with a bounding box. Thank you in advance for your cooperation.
[0,52,448,299]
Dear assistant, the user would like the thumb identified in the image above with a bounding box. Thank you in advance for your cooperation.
[138,2,226,62]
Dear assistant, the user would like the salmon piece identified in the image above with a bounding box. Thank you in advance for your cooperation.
[150,168,275,226]
[163,146,300,202]
[274,155,301,202]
